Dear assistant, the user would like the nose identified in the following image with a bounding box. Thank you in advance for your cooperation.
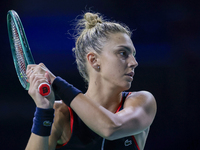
[128,55,138,69]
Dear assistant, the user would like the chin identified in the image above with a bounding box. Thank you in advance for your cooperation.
[120,82,132,91]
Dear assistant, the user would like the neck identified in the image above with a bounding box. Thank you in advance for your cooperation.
[85,78,123,112]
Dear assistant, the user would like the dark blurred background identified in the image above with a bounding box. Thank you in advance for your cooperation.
[0,0,200,149]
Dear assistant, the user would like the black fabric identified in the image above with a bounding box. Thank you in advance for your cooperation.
[57,92,139,150]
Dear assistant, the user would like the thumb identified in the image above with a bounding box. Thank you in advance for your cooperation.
[45,71,51,84]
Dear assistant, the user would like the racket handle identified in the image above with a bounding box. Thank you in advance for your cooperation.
[38,83,51,97]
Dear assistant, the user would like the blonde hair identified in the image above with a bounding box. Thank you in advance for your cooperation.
[72,12,132,83]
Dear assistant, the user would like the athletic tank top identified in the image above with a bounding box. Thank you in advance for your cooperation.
[56,92,140,150]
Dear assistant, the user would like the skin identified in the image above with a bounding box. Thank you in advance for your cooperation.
[25,32,157,150]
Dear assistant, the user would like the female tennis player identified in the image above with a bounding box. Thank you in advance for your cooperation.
[25,12,157,150]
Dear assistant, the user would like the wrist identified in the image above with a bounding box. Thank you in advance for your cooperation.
[52,76,82,106]
[36,103,54,109]
[35,98,54,109]
[50,75,56,84]
[31,107,54,136]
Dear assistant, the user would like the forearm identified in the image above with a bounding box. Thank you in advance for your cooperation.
[70,94,119,138]
[25,108,55,150]
[52,77,120,138]
[71,94,152,140]
[51,77,155,140]
[25,133,49,150]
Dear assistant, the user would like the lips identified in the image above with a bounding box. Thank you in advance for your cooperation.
[126,72,134,77]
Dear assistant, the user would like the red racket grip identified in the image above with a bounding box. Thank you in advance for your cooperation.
[38,83,51,97]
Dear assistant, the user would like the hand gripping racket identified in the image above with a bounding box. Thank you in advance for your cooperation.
[7,10,51,97]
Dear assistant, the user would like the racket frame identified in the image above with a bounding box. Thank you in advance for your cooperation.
[7,10,35,90]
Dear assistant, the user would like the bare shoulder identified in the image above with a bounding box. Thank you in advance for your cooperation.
[124,91,157,116]
[125,91,156,105]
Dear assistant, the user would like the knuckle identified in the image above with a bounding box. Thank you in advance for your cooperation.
[29,74,33,80]
[39,63,44,67]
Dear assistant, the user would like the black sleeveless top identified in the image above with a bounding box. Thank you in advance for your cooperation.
[56,92,140,150]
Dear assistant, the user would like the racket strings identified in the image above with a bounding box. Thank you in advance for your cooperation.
[16,17,27,48]
[11,18,27,86]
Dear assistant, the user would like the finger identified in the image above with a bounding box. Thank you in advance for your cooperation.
[39,63,50,73]
[33,64,48,75]
[26,68,34,76]
[26,64,37,74]
[28,76,48,97]
[26,69,35,83]
[29,73,46,84]
[39,63,45,67]
[27,63,45,75]
[45,71,51,84]
[31,75,48,88]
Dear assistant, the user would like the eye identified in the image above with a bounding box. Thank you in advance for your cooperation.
[120,51,125,55]
[119,51,128,57]
[133,51,136,57]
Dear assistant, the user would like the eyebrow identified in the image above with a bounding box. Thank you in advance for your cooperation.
[118,45,136,55]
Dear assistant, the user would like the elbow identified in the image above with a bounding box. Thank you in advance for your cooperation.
[104,135,117,141]
[101,129,115,141]
[101,122,121,141]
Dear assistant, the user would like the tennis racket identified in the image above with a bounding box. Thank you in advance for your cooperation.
[7,10,51,97]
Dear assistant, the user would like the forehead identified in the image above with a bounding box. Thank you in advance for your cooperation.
[103,32,135,52]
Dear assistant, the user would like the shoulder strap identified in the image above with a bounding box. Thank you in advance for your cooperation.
[116,92,132,112]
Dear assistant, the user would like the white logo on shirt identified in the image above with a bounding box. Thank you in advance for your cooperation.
[124,139,132,146]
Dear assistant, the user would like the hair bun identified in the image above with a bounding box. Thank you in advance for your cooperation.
[84,12,102,29]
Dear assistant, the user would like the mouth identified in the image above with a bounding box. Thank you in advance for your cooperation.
[125,72,134,77]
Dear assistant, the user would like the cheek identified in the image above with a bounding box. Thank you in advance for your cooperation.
[104,62,123,78]
[101,55,125,78]
[115,60,126,73]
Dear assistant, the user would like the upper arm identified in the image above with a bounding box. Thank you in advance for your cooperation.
[108,91,157,140]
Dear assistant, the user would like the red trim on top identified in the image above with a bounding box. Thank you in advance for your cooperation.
[116,92,140,150]
[115,92,132,113]
[115,96,124,113]
[56,107,74,149]
[127,92,140,150]
[68,107,74,133]
[126,92,132,98]
[132,136,140,150]
[56,92,133,149]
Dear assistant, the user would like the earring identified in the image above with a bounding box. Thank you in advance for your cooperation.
[97,66,100,70]
[94,65,100,71]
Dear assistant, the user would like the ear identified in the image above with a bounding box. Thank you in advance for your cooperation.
[86,51,100,70]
